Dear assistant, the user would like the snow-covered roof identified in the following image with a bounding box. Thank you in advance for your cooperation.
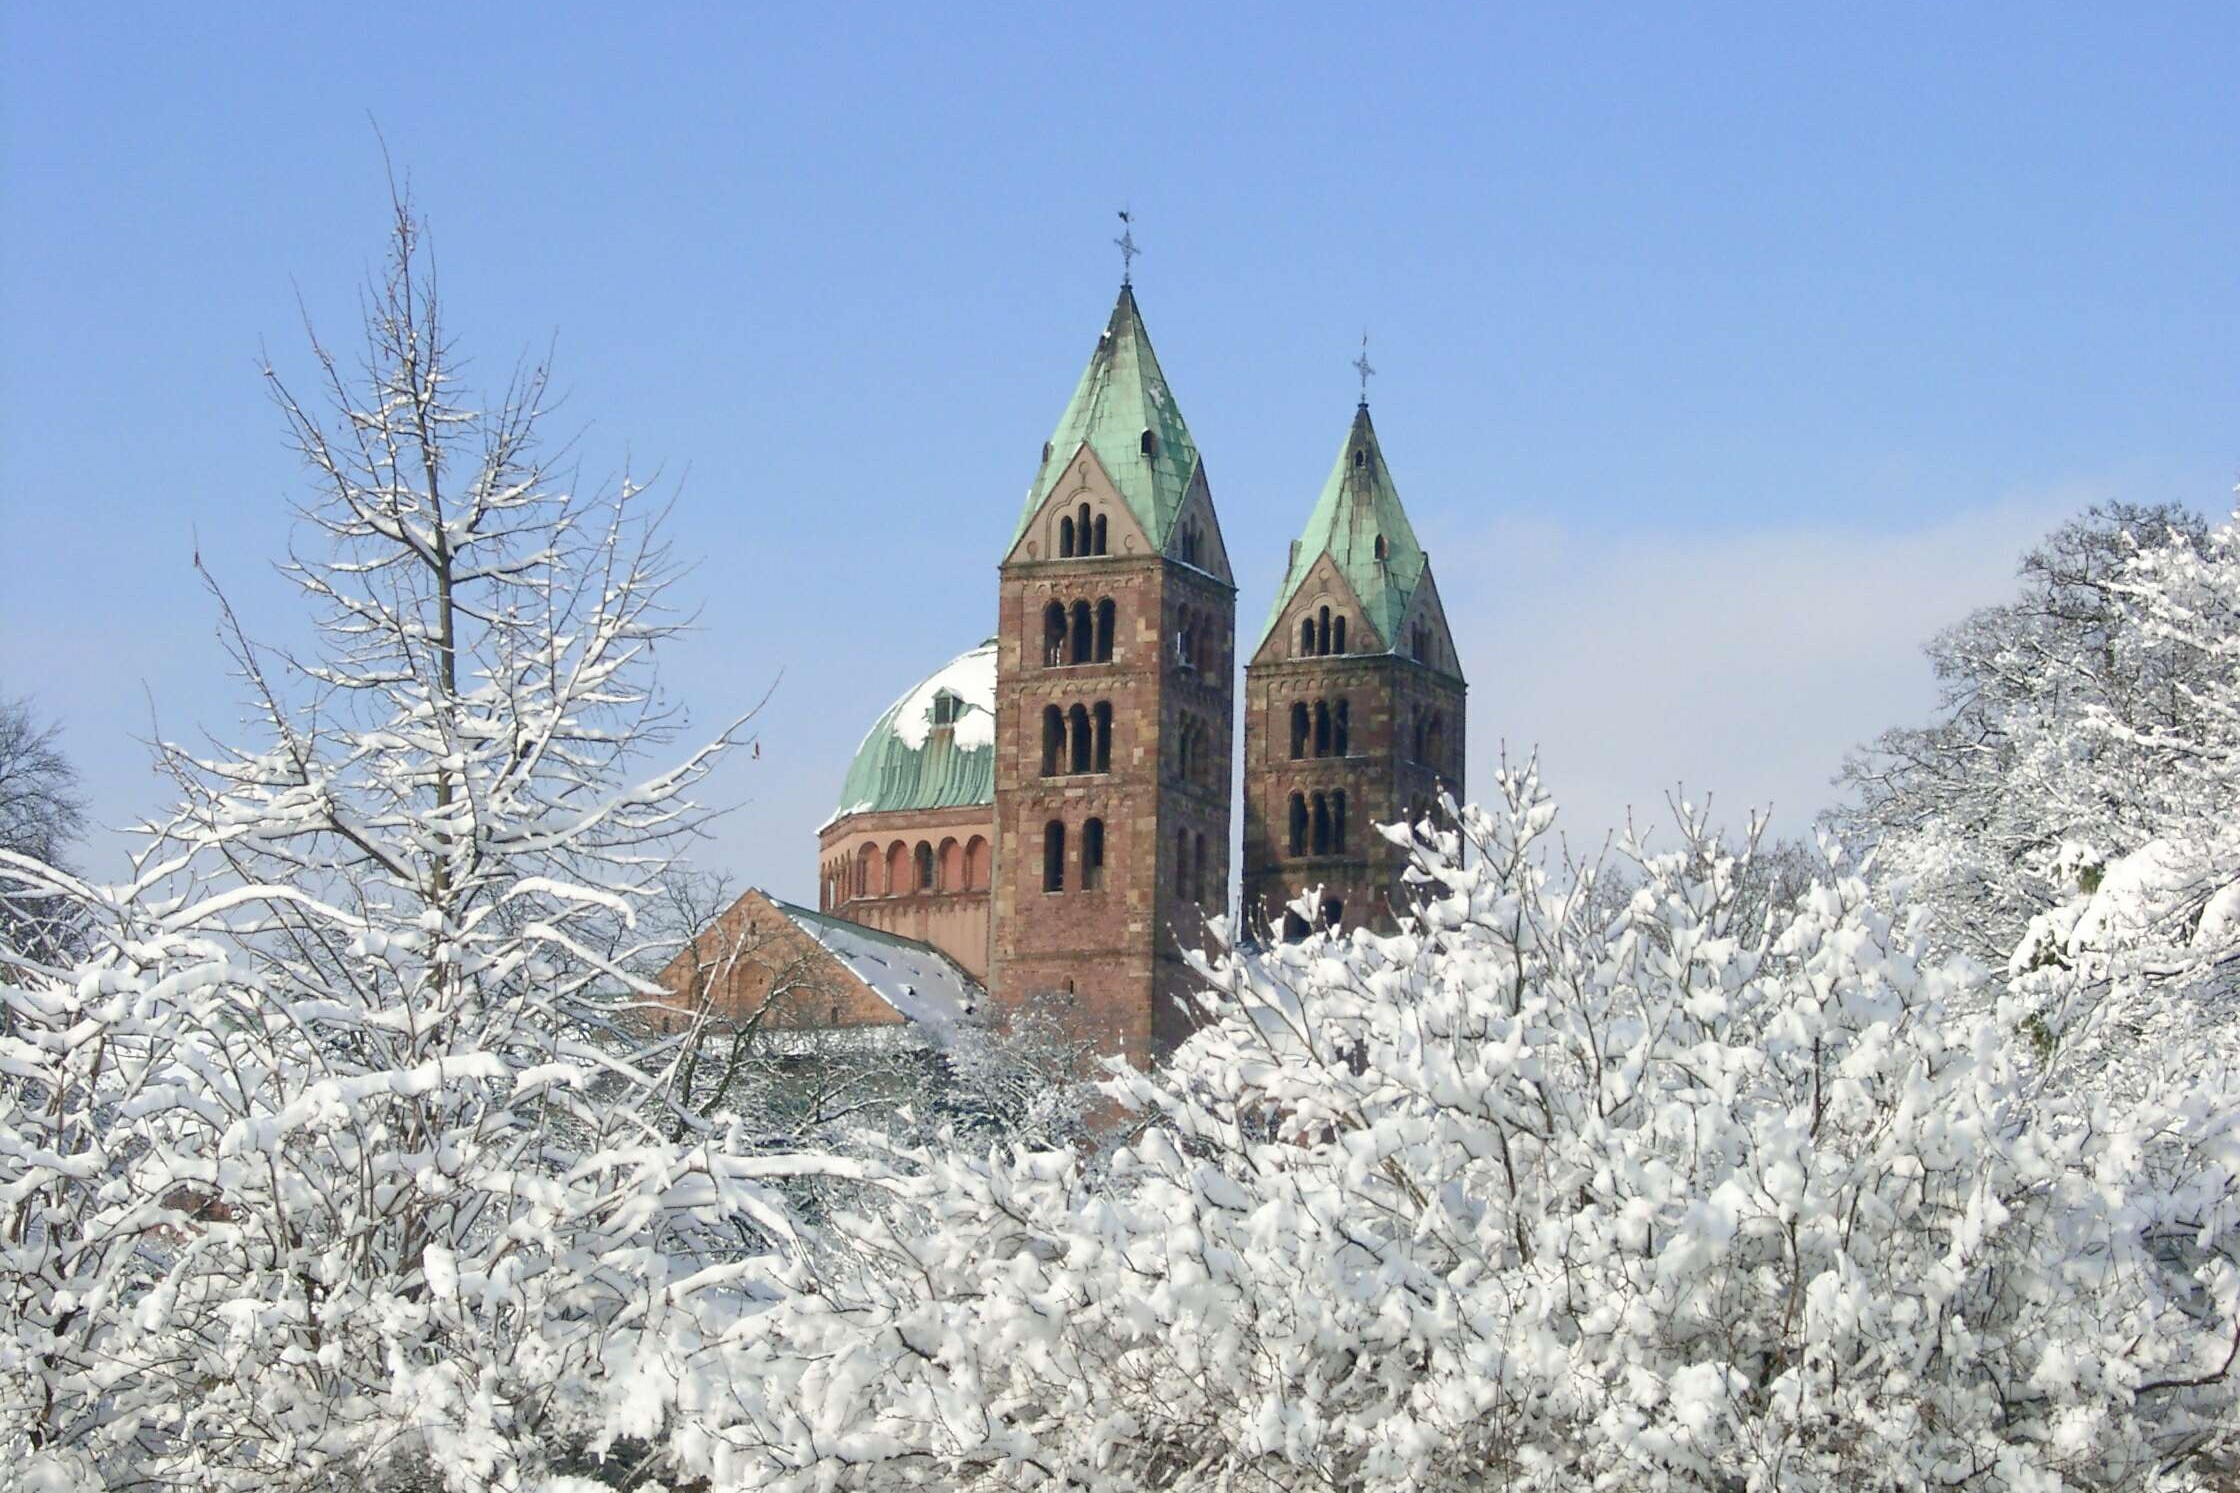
[879,642,997,752]
[770,897,983,1040]
[826,641,998,827]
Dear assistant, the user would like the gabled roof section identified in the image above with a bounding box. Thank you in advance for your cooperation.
[1258,403,1428,652]
[1013,283,1203,551]
[771,898,983,1039]
[654,888,984,1045]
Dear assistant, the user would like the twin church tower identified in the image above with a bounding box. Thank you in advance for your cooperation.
[812,280,1466,1065]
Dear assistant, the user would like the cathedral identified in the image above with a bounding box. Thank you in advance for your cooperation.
[666,278,1467,1067]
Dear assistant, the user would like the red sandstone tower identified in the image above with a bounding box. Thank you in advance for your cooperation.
[1242,402,1466,938]
[989,283,1236,1066]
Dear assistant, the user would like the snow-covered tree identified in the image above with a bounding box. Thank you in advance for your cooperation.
[1834,499,2239,1092]
[0,192,827,1490]
[0,696,84,869]
[0,694,88,963]
[2000,504,2240,1095]
[617,769,2240,1491]
[1832,502,2212,966]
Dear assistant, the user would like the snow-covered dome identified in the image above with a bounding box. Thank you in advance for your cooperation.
[827,641,997,827]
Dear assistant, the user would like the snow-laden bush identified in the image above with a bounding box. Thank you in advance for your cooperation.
[664,767,2240,1491]
[13,762,2234,1489]
[0,880,866,1490]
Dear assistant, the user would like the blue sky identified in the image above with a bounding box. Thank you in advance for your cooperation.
[4,5,2235,898]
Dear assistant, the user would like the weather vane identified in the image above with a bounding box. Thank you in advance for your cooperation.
[1115,208,1139,287]
[1353,330,1376,406]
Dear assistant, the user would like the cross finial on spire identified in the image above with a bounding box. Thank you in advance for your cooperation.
[1353,330,1376,407]
[1115,208,1139,287]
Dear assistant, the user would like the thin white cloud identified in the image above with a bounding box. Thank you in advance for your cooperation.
[1436,492,2095,853]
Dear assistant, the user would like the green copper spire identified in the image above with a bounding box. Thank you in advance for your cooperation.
[1259,403,1428,652]
[1013,283,1203,549]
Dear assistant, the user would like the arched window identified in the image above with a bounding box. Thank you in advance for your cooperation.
[1070,600,1093,665]
[1179,523,1199,566]
[1332,615,1347,654]
[886,841,910,896]
[1333,699,1350,757]
[1092,514,1108,555]
[1300,617,1315,656]
[1092,700,1113,773]
[1043,602,1067,667]
[1321,896,1344,930]
[1412,623,1431,662]
[1332,791,1348,854]
[914,841,934,891]
[856,843,877,898]
[1311,794,1331,856]
[1176,827,1192,901]
[1289,702,1309,759]
[1176,609,1197,671]
[1313,700,1331,758]
[1058,515,1075,558]
[938,837,962,891]
[1068,704,1092,773]
[1288,792,1308,856]
[1043,821,1066,892]
[1374,534,1387,560]
[1041,705,1063,777]
[966,835,991,891]
[1082,817,1106,890]
[1140,427,1157,459]
[1078,503,1092,547]
[1353,447,1367,469]
[1318,606,1333,656]
[1426,713,1446,773]
[1094,598,1115,662]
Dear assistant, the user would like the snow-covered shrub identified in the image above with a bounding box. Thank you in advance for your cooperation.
[668,766,2240,1491]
